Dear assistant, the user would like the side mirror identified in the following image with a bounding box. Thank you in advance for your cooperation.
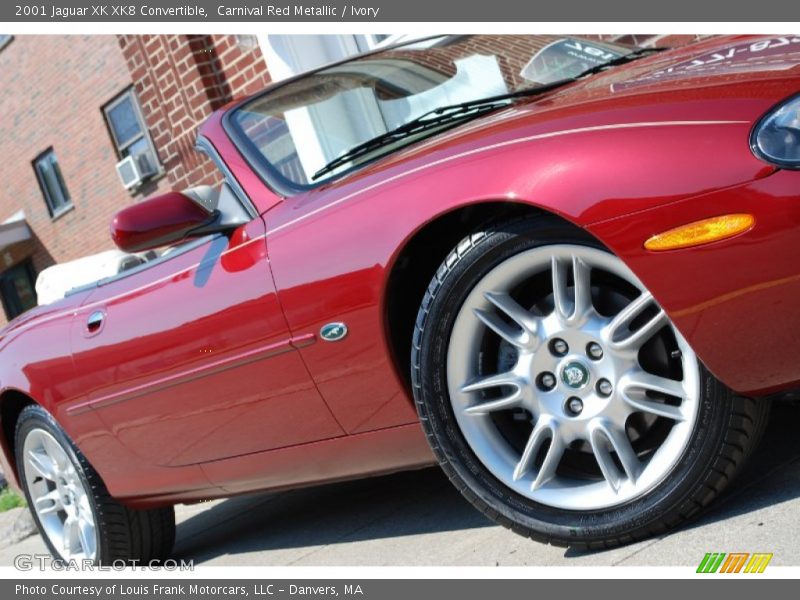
[111,191,215,253]
[110,184,251,253]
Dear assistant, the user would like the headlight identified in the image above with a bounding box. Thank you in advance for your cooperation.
[751,94,800,168]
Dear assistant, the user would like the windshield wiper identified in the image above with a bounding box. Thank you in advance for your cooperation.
[311,100,512,180]
[311,47,666,181]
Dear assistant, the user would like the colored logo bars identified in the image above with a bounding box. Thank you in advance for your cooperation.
[697,552,773,573]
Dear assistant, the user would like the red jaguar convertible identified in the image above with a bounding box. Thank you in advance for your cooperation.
[2,34,799,562]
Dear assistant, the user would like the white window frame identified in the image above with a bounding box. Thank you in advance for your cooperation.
[102,88,161,178]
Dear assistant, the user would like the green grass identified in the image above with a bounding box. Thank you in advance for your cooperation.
[0,488,25,512]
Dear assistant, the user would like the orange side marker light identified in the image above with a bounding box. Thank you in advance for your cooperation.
[644,214,755,251]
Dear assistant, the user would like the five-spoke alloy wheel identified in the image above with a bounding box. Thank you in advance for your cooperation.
[412,217,769,547]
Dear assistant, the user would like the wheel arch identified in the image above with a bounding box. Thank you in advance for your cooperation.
[383,200,587,395]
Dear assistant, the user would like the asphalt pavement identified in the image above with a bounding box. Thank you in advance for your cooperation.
[2,401,799,567]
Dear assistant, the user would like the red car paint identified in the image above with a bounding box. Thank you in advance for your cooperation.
[110,192,213,253]
[1,35,799,506]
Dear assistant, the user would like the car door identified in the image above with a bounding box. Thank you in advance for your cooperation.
[69,213,345,467]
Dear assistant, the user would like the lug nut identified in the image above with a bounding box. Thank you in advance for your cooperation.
[566,397,584,415]
[551,338,569,356]
[538,372,556,391]
[597,378,613,397]
[587,342,603,360]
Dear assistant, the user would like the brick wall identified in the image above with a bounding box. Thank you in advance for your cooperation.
[117,34,271,192]
[0,35,135,277]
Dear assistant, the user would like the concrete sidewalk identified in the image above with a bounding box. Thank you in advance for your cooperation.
[2,402,799,566]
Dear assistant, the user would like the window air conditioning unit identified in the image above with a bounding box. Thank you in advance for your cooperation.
[115,152,158,189]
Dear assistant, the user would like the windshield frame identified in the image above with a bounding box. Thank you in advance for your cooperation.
[223,35,631,198]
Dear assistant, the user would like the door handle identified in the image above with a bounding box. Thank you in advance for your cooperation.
[86,311,105,333]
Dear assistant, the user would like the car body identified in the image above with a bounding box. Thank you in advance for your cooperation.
[3,34,800,558]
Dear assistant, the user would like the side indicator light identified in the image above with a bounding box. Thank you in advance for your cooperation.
[644,214,755,251]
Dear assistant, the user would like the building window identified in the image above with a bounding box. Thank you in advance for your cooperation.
[33,149,72,218]
[0,261,37,320]
[102,88,160,188]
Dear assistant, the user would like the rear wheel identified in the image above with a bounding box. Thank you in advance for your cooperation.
[412,217,769,547]
[16,404,175,564]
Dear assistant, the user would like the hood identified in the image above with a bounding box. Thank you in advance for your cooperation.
[561,34,800,104]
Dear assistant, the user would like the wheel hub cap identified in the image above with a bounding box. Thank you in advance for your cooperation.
[561,361,589,389]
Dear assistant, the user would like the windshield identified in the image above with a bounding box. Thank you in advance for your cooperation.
[228,35,630,189]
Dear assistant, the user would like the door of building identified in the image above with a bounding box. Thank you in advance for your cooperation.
[0,261,37,320]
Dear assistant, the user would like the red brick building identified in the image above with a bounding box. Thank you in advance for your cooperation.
[117,34,272,192]
[0,34,272,324]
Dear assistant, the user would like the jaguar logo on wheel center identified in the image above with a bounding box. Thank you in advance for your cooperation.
[562,362,590,389]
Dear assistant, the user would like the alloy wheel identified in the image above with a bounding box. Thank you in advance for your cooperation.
[447,244,700,510]
[22,428,97,561]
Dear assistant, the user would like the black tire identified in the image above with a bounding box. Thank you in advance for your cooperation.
[15,404,175,564]
[411,217,770,549]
